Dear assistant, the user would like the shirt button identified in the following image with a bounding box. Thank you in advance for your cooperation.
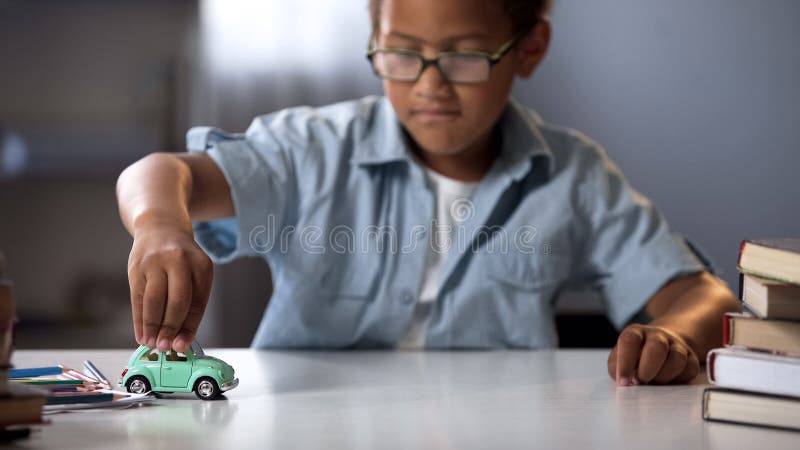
[400,291,415,305]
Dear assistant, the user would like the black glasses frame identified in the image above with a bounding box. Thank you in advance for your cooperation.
[366,35,519,83]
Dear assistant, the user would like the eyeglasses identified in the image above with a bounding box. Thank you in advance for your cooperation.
[366,36,518,84]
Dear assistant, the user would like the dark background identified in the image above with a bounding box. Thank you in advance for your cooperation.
[1,0,797,349]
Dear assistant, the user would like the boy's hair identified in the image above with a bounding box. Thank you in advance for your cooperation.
[368,0,552,38]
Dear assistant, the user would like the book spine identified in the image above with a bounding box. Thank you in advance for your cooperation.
[706,350,718,383]
[737,240,747,267]
[701,388,711,420]
[722,313,732,347]
[737,272,743,301]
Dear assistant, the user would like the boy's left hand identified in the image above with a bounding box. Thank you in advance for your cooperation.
[607,324,700,386]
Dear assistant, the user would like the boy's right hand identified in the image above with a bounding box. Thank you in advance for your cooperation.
[127,222,213,353]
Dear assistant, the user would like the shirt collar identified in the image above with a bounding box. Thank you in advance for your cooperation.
[352,96,555,181]
[351,97,411,165]
[497,98,556,181]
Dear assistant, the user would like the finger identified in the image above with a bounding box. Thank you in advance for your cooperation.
[129,272,146,345]
[652,344,689,384]
[173,262,212,353]
[141,270,167,349]
[156,267,193,352]
[674,350,701,384]
[615,326,644,386]
[607,346,619,380]
[637,334,670,383]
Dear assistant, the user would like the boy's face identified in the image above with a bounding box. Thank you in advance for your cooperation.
[375,0,548,158]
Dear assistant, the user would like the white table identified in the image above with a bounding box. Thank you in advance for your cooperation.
[9,349,799,449]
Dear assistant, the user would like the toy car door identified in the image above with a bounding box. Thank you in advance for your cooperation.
[161,349,192,388]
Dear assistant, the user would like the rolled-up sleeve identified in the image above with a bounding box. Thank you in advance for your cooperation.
[186,124,295,264]
[574,145,707,330]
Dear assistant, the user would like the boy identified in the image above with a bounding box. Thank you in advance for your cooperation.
[116,0,739,386]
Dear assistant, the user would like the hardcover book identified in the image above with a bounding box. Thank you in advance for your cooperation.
[703,388,800,432]
[738,238,800,285]
[740,274,800,320]
[707,347,800,398]
[722,312,800,356]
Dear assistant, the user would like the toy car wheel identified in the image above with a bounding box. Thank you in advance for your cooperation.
[126,376,151,394]
[194,377,220,400]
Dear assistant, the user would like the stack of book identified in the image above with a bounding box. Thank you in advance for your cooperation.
[1,254,46,435]
[703,238,800,431]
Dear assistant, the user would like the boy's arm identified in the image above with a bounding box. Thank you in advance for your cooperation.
[116,152,233,353]
[606,271,740,386]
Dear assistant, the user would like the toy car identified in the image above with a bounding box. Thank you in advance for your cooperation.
[118,341,238,400]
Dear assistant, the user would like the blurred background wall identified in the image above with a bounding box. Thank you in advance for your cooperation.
[1,0,797,349]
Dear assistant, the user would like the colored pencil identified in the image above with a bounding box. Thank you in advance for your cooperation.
[8,366,63,378]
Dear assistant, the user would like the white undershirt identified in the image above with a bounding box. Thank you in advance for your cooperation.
[397,166,479,349]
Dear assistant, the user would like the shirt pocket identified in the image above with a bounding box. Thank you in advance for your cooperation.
[479,252,571,347]
[270,254,381,347]
[484,251,571,292]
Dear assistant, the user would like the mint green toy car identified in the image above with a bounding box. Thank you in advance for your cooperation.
[118,341,238,400]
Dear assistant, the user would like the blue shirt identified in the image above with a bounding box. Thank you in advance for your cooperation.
[188,96,706,349]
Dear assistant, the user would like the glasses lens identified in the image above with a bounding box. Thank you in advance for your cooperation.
[439,55,490,83]
[371,51,422,81]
